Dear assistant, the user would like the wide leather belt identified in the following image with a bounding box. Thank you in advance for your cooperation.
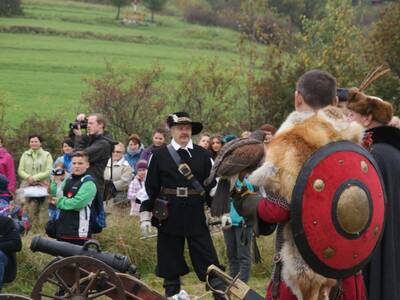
[162,187,201,197]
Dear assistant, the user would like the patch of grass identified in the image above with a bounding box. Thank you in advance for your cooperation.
[0,0,240,126]
[3,205,274,297]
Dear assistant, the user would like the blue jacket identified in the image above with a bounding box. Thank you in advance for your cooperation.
[229,178,254,226]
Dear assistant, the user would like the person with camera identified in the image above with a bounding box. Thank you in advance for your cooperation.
[140,112,226,299]
[70,113,116,199]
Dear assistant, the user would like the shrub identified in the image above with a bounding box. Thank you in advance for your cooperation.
[183,5,218,26]
[82,63,167,143]
[0,0,23,16]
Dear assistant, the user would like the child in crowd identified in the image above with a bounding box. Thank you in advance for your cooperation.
[0,174,31,234]
[127,160,148,216]
[48,162,68,221]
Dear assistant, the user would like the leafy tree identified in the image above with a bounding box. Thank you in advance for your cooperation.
[371,2,400,78]
[82,63,167,142]
[0,0,23,17]
[173,59,240,134]
[110,0,130,20]
[142,0,168,22]
[297,0,370,87]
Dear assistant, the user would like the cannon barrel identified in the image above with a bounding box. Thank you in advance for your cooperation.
[30,235,136,274]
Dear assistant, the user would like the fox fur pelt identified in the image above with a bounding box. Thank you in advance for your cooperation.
[249,106,364,300]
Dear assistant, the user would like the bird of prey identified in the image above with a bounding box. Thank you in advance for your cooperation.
[204,130,266,216]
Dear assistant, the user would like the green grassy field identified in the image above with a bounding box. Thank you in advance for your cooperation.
[0,0,240,125]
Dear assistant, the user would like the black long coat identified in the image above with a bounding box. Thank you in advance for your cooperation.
[363,126,400,300]
[142,144,214,236]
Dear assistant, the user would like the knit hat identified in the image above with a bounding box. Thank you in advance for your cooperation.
[128,134,141,146]
[136,159,148,170]
[0,174,9,194]
[166,112,203,135]
[347,88,394,125]
[222,134,237,144]
[259,124,277,135]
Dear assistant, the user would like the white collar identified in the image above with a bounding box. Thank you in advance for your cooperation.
[171,139,193,151]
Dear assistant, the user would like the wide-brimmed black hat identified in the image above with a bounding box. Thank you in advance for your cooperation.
[166,112,203,135]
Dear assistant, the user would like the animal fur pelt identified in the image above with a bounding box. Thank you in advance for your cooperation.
[249,106,364,300]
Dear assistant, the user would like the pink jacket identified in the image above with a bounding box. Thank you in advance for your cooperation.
[0,147,16,193]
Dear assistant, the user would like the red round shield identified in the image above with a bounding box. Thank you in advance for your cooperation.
[291,141,385,279]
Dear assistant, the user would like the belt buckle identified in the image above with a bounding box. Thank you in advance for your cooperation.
[178,163,192,177]
[177,187,188,197]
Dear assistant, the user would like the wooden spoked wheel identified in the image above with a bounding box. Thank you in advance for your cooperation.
[31,256,126,300]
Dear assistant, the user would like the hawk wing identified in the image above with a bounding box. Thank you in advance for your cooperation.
[205,136,264,186]
[216,143,265,177]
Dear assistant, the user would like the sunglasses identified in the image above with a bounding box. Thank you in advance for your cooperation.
[113,150,123,153]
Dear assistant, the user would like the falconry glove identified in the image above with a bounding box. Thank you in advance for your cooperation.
[139,211,153,237]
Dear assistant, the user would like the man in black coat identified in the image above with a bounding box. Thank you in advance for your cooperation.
[140,112,224,299]
[0,215,22,291]
[346,88,400,300]
[71,113,116,197]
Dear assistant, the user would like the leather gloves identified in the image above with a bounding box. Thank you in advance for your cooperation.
[231,186,261,220]
[139,211,153,237]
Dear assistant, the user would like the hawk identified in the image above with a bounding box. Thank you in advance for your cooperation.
[204,130,266,216]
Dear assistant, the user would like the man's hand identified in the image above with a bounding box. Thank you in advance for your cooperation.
[49,197,58,205]
[76,113,86,121]
[220,213,232,230]
[139,211,153,237]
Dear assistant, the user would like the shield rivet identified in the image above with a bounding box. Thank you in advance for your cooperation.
[360,161,368,173]
[338,159,344,165]
[313,179,325,192]
[323,247,335,259]
[373,225,379,236]
[353,253,358,259]
[313,220,318,225]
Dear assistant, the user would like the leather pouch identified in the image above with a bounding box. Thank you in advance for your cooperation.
[153,198,169,221]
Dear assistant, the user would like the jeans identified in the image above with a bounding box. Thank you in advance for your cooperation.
[0,250,9,290]
[223,226,253,283]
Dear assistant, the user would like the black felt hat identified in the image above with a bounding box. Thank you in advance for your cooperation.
[166,112,203,135]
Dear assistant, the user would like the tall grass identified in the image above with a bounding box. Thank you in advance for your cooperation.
[3,205,274,297]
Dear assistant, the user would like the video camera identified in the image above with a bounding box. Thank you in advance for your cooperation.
[69,118,88,130]
[51,168,65,176]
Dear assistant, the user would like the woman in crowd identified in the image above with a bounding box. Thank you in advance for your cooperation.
[0,136,16,198]
[18,134,53,215]
[140,128,166,162]
[209,134,223,160]
[198,133,211,149]
[124,134,144,174]
[104,142,133,205]
[53,138,74,174]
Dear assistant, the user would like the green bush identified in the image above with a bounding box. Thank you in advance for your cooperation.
[0,0,23,17]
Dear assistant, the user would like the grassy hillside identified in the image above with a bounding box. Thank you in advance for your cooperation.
[0,0,240,125]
